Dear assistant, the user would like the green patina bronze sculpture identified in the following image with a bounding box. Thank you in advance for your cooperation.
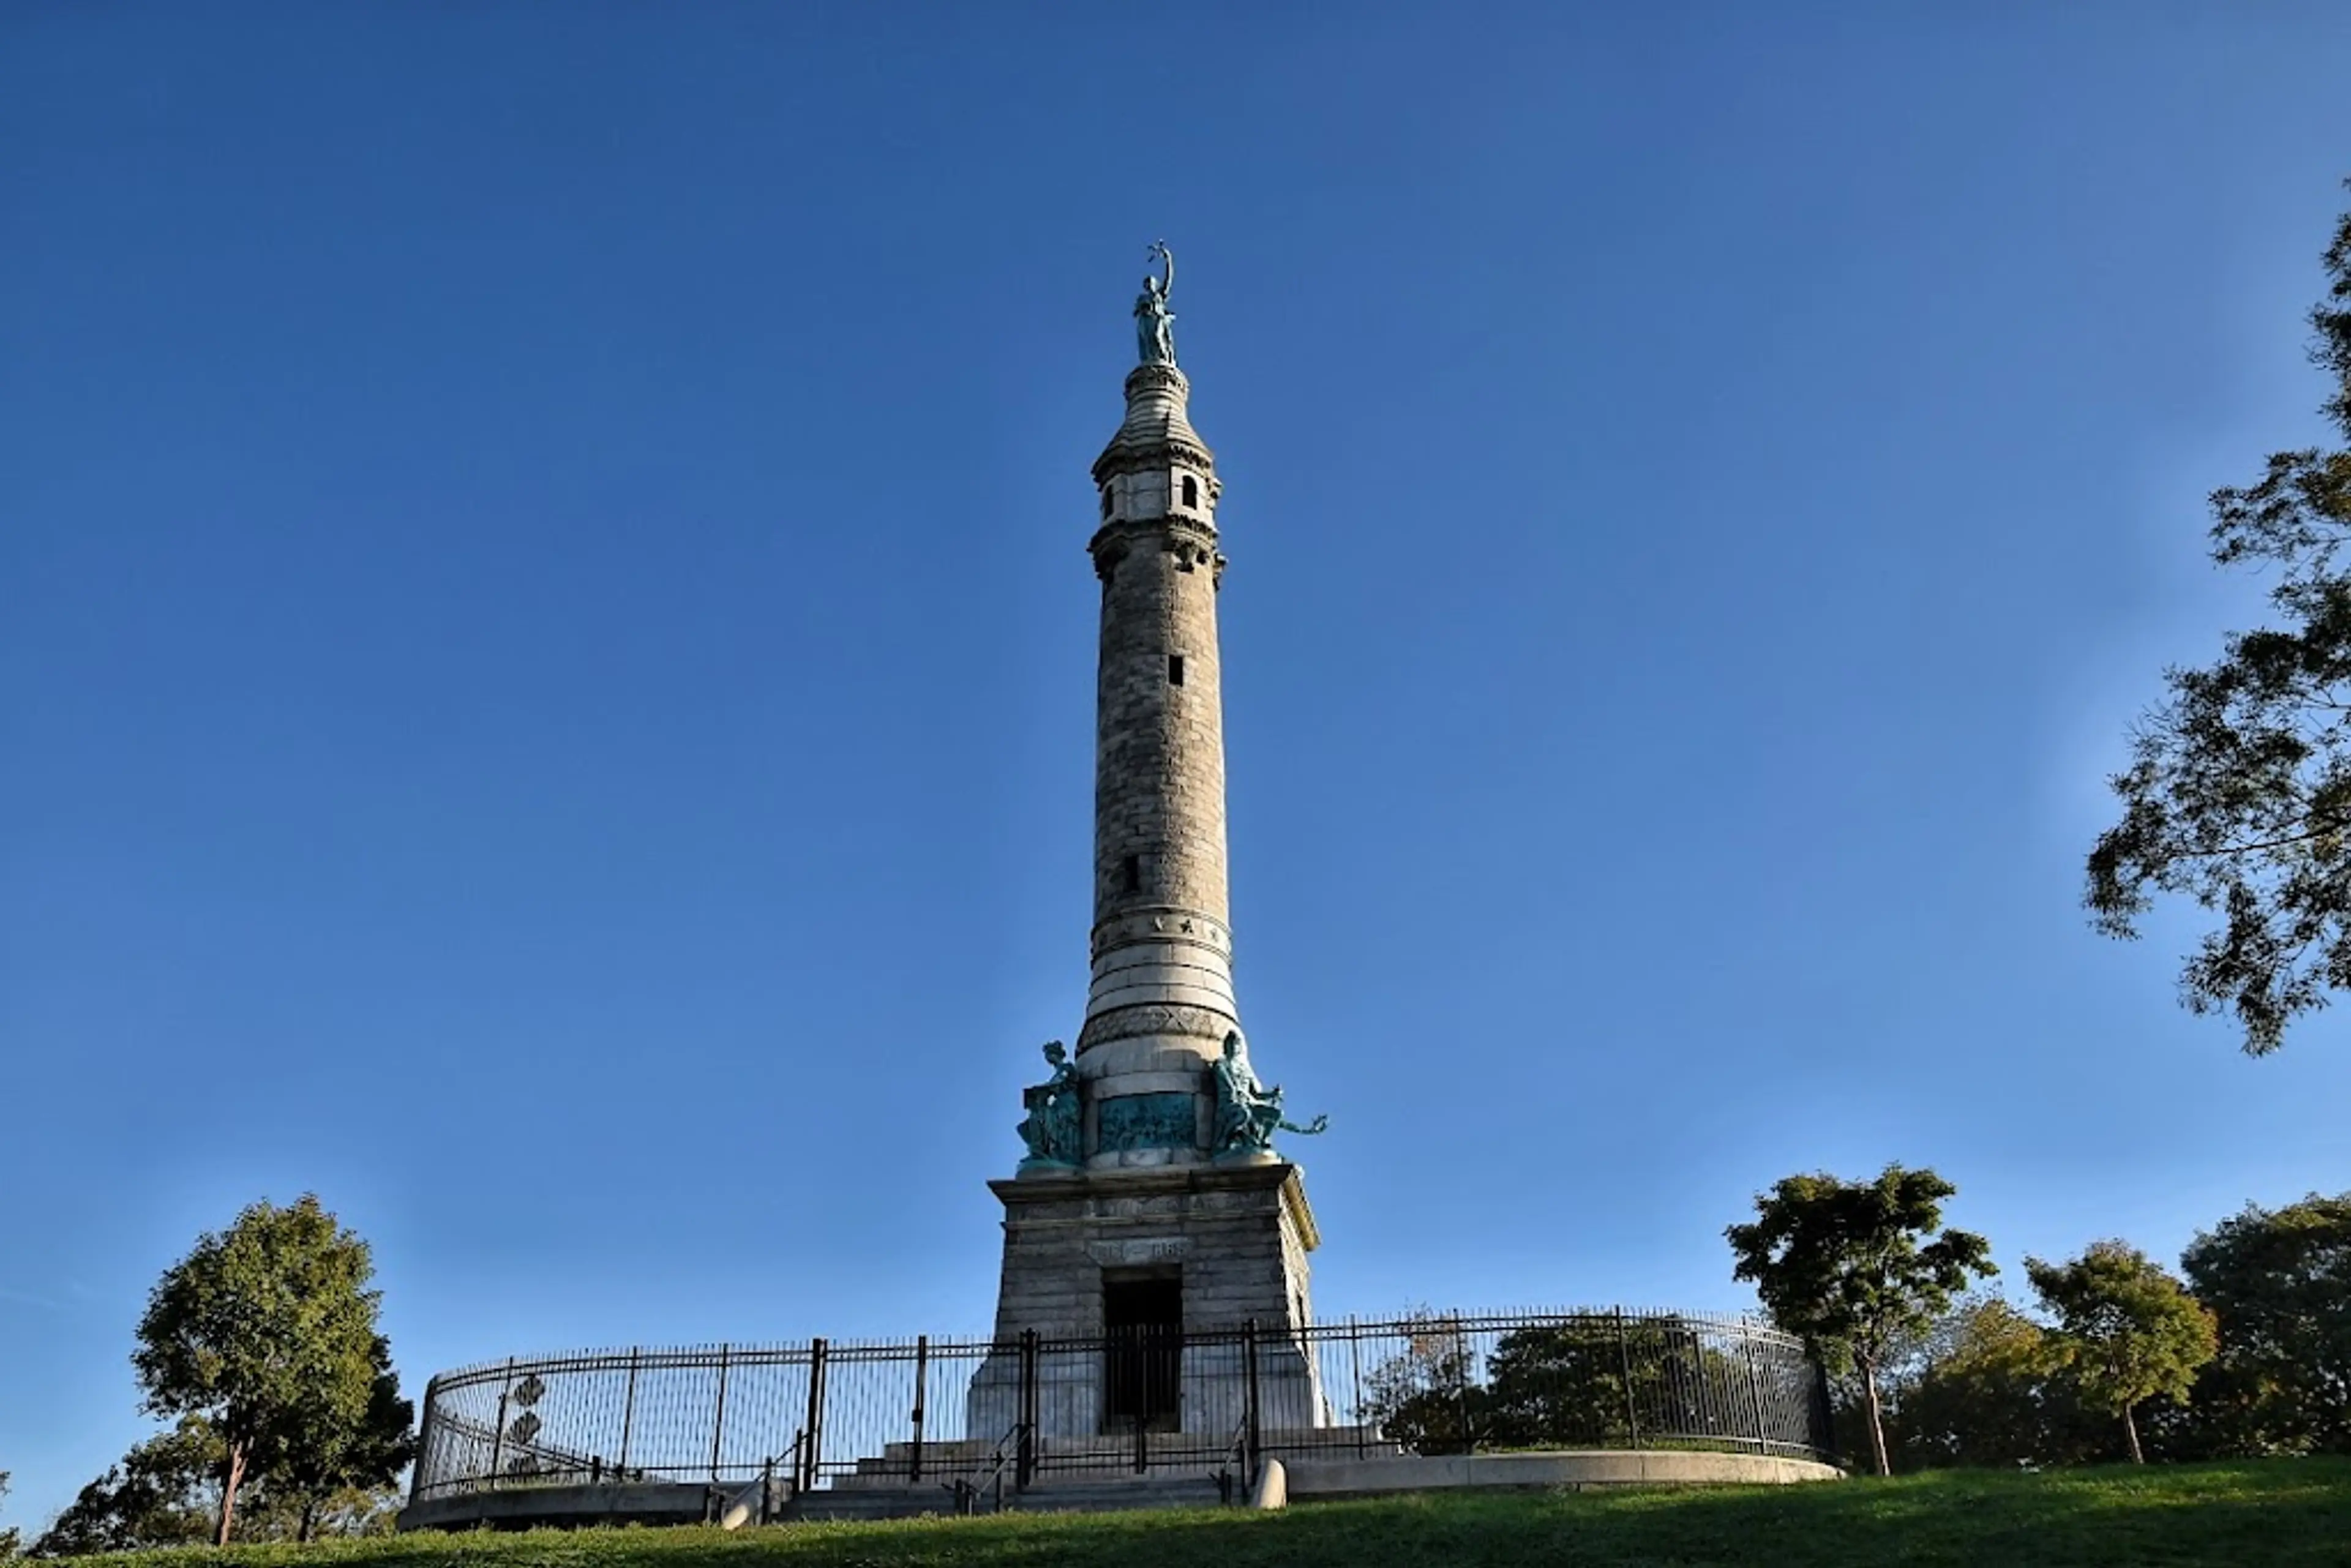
[1212,1030,1327,1157]
[1134,241,1177,367]
[1016,1040,1082,1169]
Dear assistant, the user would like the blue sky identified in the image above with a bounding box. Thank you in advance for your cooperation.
[6,1,2351,1529]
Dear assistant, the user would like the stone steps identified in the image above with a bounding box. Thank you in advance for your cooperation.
[839,1446,1228,1483]
[791,1474,1232,1521]
[829,1426,1400,1480]
[801,1424,1403,1520]
[1004,1477,1232,1514]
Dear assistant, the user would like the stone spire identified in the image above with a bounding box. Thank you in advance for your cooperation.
[1075,354,1237,1169]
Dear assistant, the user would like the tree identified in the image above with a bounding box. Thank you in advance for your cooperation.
[1479,1319,1649,1449]
[1877,1294,2169,1471]
[1356,1311,1487,1454]
[2025,1242,2218,1463]
[266,1340,413,1542]
[1357,1313,1750,1455]
[1890,1295,2068,1469]
[2180,1192,2351,1453]
[2087,185,2351,1054]
[1726,1165,1997,1476]
[29,1419,222,1556]
[2,1469,20,1558]
[131,1195,399,1546]
[29,1411,403,1558]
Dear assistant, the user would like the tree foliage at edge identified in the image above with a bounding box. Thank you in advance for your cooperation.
[2088,184,2351,1052]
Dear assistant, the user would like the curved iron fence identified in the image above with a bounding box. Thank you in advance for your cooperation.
[411,1308,1832,1507]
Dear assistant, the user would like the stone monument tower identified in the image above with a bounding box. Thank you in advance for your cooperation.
[969,247,1329,1442]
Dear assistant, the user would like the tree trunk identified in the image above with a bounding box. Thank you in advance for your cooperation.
[215,1444,248,1547]
[299,1499,319,1543]
[2123,1401,2145,1464]
[1859,1357,1892,1477]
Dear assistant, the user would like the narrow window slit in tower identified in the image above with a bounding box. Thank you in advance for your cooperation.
[1168,654,1185,686]
[1101,488,1113,520]
[1181,475,1199,508]
[1121,855,1142,893]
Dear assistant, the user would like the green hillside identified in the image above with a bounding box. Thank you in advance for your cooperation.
[42,1459,2351,1568]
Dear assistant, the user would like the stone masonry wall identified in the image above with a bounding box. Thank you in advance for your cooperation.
[970,1163,1325,1438]
[1089,516,1228,929]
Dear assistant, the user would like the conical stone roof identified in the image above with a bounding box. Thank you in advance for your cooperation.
[1092,362,1214,482]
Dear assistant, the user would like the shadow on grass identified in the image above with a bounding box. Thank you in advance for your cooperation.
[78,1459,2351,1568]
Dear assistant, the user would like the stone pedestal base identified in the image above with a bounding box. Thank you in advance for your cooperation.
[966,1161,1324,1439]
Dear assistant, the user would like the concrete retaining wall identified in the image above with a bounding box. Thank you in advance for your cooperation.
[396,1481,716,1532]
[1284,1449,1840,1498]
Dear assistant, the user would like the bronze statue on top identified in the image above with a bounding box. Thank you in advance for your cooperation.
[1134,241,1177,367]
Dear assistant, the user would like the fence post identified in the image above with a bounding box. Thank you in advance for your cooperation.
[710,1343,732,1482]
[1348,1315,1367,1460]
[1447,1313,1474,1454]
[1615,1310,1642,1450]
[800,1339,829,1493]
[618,1349,640,1476]
[910,1335,929,1484]
[488,1359,516,1490]
[759,1455,774,1525]
[1016,1330,1039,1490]
[409,1380,437,1505]
[1243,1318,1263,1480]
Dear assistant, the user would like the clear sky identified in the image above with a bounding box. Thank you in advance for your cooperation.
[6,0,2351,1531]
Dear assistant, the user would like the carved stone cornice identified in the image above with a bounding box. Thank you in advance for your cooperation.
[1076,1002,1237,1052]
[1091,438,1217,485]
[1124,362,1190,399]
[1088,515,1222,581]
[1090,905,1231,959]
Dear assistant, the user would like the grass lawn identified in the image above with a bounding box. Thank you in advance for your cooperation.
[52,1458,2351,1568]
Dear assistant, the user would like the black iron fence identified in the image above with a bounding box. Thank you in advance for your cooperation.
[410,1308,1833,1507]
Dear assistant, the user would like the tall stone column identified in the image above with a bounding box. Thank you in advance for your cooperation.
[1078,362,1239,1169]
[972,270,1330,1444]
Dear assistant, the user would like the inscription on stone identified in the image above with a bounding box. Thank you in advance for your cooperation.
[1087,1237,1190,1266]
